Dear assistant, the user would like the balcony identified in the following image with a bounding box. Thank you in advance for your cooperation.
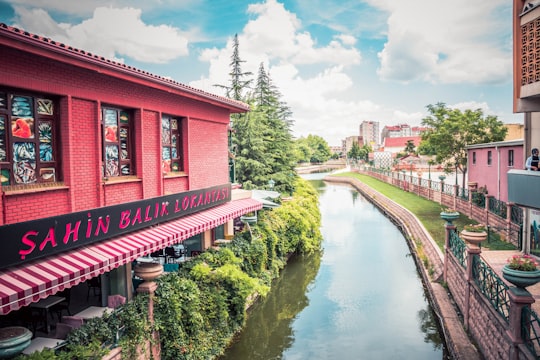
[508,169,540,209]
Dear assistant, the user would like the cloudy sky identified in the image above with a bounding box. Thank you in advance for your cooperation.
[0,0,521,146]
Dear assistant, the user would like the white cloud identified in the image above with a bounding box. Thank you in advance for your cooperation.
[373,0,512,84]
[192,0,363,145]
[13,6,189,63]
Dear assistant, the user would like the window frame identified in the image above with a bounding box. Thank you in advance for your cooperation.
[508,149,514,167]
[487,150,492,166]
[102,106,134,178]
[0,90,59,187]
[161,115,184,174]
[472,151,476,165]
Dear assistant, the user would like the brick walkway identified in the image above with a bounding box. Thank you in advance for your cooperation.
[325,176,481,359]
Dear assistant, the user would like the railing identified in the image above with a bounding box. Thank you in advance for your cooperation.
[472,192,486,208]
[471,255,510,323]
[364,166,523,237]
[443,183,454,196]
[522,307,540,357]
[489,197,507,219]
[511,205,524,225]
[459,187,469,201]
[449,230,466,268]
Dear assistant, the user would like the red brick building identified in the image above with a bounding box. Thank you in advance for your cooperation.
[0,23,262,315]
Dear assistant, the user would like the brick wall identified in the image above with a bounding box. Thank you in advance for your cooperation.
[446,253,515,359]
[0,44,234,225]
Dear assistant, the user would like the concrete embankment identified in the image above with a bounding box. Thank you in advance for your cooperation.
[324,175,481,360]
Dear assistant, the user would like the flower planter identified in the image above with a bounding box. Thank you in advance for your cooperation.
[240,213,257,225]
[440,211,459,225]
[502,265,540,288]
[133,262,163,281]
[460,230,487,247]
[0,326,32,359]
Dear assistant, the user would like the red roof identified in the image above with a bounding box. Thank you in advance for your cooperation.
[0,23,249,113]
[383,136,421,148]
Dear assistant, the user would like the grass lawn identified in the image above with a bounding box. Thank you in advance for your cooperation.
[332,172,516,252]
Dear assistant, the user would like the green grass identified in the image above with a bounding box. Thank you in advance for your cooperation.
[332,172,516,251]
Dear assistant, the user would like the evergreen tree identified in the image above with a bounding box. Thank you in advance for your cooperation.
[215,34,252,101]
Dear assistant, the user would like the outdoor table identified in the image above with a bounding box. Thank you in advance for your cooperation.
[29,296,65,333]
[74,306,113,320]
[22,337,63,355]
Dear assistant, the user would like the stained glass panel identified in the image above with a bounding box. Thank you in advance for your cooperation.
[11,96,32,117]
[162,147,170,161]
[40,168,55,182]
[162,117,170,145]
[39,122,53,162]
[0,93,6,109]
[13,161,36,183]
[37,99,54,115]
[0,116,5,162]
[11,118,34,139]
[121,164,130,175]
[119,111,129,124]
[0,169,9,185]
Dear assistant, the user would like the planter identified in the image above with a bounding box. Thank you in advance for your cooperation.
[502,265,540,288]
[133,262,163,281]
[440,211,459,225]
[240,213,257,225]
[0,326,32,359]
[460,230,487,247]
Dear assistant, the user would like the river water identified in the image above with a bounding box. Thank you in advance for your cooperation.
[220,174,446,359]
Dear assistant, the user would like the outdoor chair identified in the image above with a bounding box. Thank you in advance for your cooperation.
[61,316,84,329]
[55,322,75,340]
[107,294,126,309]
[51,288,72,321]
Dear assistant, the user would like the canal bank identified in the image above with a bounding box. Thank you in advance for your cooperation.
[324,175,481,360]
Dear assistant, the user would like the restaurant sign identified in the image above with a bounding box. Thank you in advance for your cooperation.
[0,183,231,270]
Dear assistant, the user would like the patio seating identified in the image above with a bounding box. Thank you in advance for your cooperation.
[107,295,126,309]
[61,316,84,329]
[55,322,75,340]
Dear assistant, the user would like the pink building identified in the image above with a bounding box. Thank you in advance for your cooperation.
[467,139,524,202]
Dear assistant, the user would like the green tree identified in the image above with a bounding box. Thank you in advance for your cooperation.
[232,62,297,194]
[299,134,331,163]
[421,102,507,188]
[215,34,252,101]
[348,142,361,162]
[404,140,416,154]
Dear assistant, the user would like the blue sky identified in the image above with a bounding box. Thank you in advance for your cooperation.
[0,0,521,146]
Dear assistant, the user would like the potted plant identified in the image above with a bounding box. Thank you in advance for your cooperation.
[502,254,540,288]
[460,224,487,247]
[440,207,459,225]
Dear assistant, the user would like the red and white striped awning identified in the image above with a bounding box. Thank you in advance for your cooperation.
[0,198,262,315]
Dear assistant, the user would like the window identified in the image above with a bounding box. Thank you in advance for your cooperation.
[161,115,183,173]
[102,107,133,177]
[472,152,476,165]
[487,151,492,166]
[508,149,514,167]
[0,91,58,186]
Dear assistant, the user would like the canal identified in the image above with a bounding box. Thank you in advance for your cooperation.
[220,174,447,359]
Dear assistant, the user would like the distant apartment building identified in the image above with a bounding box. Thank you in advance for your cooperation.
[504,123,525,140]
[359,121,380,149]
[342,136,361,155]
[381,124,427,144]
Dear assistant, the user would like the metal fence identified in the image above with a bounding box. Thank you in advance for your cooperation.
[471,255,510,323]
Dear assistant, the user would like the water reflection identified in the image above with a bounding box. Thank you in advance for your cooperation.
[221,174,445,359]
[219,253,321,360]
